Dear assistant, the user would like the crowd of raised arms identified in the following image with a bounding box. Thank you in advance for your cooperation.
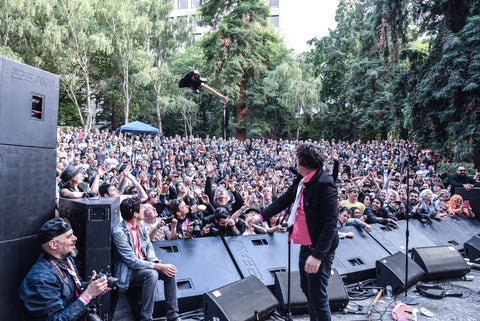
[56,127,480,241]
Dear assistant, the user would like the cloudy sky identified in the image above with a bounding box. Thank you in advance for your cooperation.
[277,1,339,53]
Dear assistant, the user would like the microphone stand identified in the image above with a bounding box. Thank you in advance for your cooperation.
[397,158,417,305]
[285,237,293,321]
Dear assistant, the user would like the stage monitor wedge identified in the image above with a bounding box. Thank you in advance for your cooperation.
[411,246,470,281]
[203,276,278,321]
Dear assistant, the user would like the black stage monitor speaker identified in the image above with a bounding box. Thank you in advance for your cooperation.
[411,246,470,281]
[376,251,425,295]
[224,233,299,287]
[367,219,436,255]
[152,237,241,315]
[408,218,477,251]
[333,225,390,284]
[203,276,279,321]
[274,269,348,314]
[464,235,480,263]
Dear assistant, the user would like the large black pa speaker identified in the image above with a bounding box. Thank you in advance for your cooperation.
[274,269,348,314]
[411,246,470,281]
[203,276,279,321]
[376,251,425,295]
[152,237,241,315]
[464,235,480,263]
[0,56,59,149]
[332,225,390,284]
[0,56,59,321]
[224,233,299,287]
[367,219,437,254]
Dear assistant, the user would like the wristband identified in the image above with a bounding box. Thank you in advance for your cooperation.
[79,294,90,306]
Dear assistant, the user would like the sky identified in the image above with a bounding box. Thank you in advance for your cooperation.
[277,1,339,53]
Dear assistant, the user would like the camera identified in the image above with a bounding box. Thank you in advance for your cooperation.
[95,272,118,290]
[87,305,103,321]
[163,215,174,224]
[191,218,203,237]
[204,223,219,235]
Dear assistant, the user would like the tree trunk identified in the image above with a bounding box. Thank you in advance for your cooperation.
[296,105,302,141]
[63,82,85,128]
[122,60,130,124]
[154,85,163,136]
[236,81,248,140]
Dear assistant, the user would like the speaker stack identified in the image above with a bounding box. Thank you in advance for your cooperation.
[0,56,59,320]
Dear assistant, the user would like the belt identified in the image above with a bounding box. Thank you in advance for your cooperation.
[300,245,313,249]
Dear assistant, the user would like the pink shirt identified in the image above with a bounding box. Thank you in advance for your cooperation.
[125,220,145,260]
[290,169,317,245]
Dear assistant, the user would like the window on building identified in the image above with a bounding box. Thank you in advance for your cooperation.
[178,0,189,9]
[192,0,203,7]
[269,0,279,8]
[269,15,279,27]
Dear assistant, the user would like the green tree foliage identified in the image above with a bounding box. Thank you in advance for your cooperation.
[198,0,284,140]
[408,1,480,168]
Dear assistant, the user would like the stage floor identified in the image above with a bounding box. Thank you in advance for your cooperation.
[112,267,480,321]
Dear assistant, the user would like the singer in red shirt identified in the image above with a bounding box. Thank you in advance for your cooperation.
[261,143,338,321]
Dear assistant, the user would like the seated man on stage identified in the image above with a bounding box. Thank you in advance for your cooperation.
[19,218,109,321]
[112,197,181,321]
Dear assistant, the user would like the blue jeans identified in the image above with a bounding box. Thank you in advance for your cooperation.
[299,246,335,321]
[130,269,179,321]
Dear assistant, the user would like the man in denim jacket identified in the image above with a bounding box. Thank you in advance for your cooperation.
[112,197,180,321]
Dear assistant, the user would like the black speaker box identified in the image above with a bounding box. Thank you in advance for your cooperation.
[0,56,59,149]
[408,218,477,251]
[411,246,470,281]
[59,197,120,321]
[224,233,299,287]
[367,219,436,255]
[376,251,425,295]
[332,225,390,284]
[274,269,348,314]
[152,237,241,315]
[203,276,279,321]
[59,197,120,279]
[464,235,480,263]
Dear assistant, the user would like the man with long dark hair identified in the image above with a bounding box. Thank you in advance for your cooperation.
[261,143,338,321]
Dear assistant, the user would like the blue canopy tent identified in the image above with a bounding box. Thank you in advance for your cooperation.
[116,121,158,134]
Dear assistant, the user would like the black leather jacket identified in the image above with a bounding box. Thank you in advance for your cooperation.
[261,168,339,261]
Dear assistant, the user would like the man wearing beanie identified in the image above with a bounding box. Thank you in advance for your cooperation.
[18,218,109,320]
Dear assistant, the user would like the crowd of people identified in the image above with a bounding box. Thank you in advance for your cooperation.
[19,126,480,321]
[55,127,480,242]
